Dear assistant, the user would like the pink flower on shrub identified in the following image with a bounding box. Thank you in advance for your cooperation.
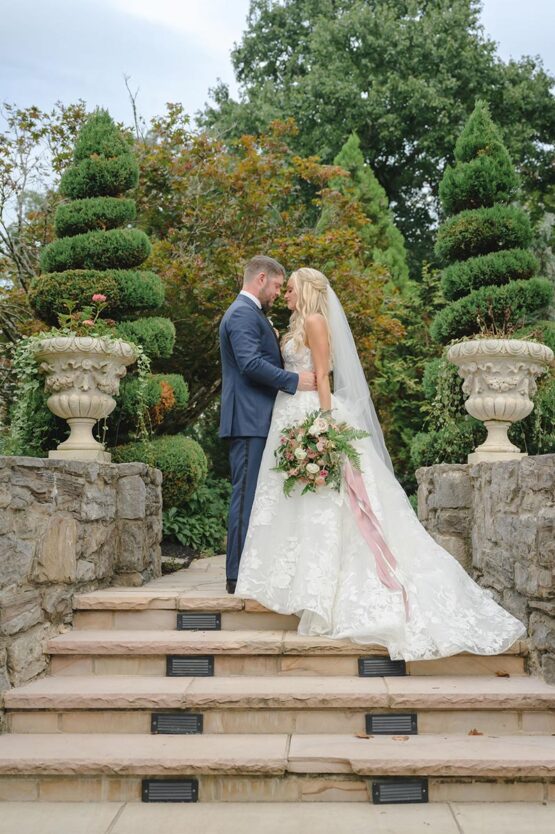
[92,293,107,303]
[82,319,94,326]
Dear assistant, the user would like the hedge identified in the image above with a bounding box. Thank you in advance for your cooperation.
[434,205,532,264]
[440,248,538,301]
[430,277,554,344]
[55,197,136,237]
[113,435,207,507]
[40,228,151,273]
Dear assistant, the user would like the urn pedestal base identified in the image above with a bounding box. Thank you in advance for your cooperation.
[467,420,527,464]
[48,417,112,463]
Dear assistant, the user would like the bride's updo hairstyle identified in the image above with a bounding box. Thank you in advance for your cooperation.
[283,267,332,351]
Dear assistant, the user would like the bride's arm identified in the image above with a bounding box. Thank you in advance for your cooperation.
[305,314,331,412]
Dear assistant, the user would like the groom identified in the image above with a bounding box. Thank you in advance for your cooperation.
[219,255,316,593]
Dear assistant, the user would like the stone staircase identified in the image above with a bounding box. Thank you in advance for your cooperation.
[1,555,554,805]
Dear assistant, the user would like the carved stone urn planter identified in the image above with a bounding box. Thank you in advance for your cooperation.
[34,335,137,463]
[447,338,554,463]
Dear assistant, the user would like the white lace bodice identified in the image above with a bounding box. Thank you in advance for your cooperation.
[282,340,314,372]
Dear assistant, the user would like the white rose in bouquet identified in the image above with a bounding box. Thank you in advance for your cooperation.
[294,447,307,460]
[306,462,320,475]
[308,417,329,436]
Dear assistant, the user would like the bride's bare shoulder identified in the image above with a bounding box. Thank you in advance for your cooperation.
[305,313,328,338]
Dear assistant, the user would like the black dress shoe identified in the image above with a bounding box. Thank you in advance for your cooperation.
[226,580,237,594]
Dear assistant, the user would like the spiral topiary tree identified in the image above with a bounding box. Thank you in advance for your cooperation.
[430,100,553,343]
[27,110,206,505]
[410,100,555,469]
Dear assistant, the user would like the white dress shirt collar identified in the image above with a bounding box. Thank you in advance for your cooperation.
[239,289,262,309]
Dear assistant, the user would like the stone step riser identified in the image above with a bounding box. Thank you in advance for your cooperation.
[0,773,551,804]
[7,708,554,736]
[49,654,527,678]
[73,610,300,632]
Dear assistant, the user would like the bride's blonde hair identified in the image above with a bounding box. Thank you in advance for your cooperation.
[282,267,332,352]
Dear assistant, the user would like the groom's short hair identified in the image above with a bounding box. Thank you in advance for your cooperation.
[243,255,285,285]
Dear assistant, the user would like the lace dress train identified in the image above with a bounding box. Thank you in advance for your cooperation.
[235,342,526,661]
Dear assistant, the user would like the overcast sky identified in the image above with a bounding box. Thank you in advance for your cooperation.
[1,0,554,127]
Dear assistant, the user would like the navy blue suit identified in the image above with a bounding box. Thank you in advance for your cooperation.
[219,294,299,580]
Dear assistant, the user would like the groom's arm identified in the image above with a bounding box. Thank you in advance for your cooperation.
[226,306,299,395]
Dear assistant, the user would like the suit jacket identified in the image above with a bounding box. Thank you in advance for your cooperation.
[219,294,299,438]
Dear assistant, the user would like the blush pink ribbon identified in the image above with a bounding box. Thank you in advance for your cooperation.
[344,460,410,620]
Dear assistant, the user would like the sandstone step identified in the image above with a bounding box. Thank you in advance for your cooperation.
[5,675,554,736]
[0,733,553,803]
[74,589,271,613]
[73,608,300,632]
[3,800,555,834]
[46,630,528,677]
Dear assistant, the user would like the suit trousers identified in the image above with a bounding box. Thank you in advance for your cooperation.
[226,436,267,581]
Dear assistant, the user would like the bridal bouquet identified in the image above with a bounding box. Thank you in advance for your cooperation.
[273,409,369,497]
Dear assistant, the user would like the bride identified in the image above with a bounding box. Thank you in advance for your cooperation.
[235,267,526,661]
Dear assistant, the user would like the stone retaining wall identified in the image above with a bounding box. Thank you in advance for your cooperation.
[0,457,162,729]
[416,454,555,683]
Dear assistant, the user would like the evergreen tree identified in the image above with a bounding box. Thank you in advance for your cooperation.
[319,133,409,290]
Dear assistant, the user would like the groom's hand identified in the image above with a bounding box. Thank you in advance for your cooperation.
[297,371,318,391]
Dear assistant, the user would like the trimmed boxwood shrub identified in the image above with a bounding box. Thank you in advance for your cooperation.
[114,435,208,507]
[441,249,538,302]
[439,103,518,215]
[29,269,165,323]
[60,155,139,200]
[430,277,553,343]
[434,205,532,264]
[438,154,519,215]
[41,228,151,273]
[55,197,136,237]
[431,100,552,346]
[73,110,132,161]
[117,317,176,359]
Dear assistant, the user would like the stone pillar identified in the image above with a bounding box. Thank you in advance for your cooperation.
[0,457,162,728]
[416,454,555,683]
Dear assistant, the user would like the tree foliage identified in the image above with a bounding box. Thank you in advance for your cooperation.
[318,132,410,290]
[202,0,555,271]
[135,106,405,426]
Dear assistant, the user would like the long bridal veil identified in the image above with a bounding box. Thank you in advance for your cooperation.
[327,285,395,474]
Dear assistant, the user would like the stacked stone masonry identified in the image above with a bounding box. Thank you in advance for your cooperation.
[0,457,162,729]
[416,454,555,684]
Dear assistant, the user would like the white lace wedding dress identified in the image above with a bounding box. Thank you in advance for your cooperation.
[235,341,526,661]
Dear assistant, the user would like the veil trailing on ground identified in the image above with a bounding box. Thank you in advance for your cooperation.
[327,285,395,474]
